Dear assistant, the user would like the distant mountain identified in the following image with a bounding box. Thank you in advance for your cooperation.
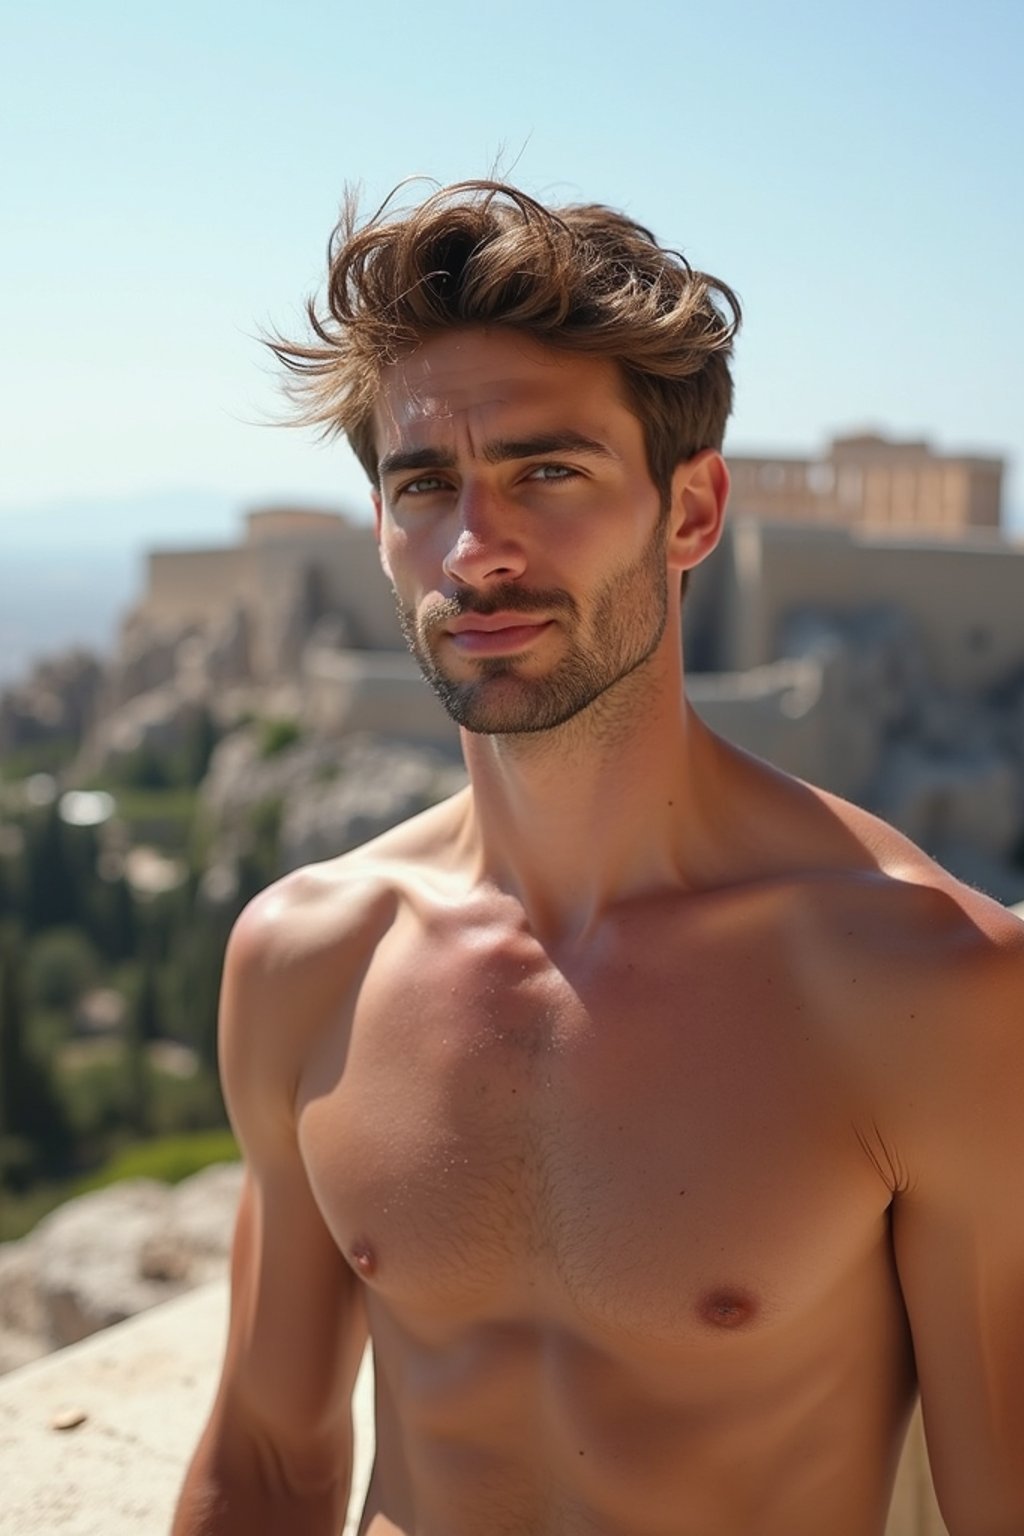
[0,546,132,686]
[0,487,373,688]
[0,490,243,688]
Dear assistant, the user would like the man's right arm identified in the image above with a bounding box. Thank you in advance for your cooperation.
[172,874,371,1535]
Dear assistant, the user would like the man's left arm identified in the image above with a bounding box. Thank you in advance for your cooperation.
[890,912,1024,1536]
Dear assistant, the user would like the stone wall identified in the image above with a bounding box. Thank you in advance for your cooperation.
[142,524,404,680]
[703,519,1024,690]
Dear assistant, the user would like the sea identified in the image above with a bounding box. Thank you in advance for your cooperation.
[0,546,139,687]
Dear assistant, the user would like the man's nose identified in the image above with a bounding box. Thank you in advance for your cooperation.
[441,488,527,587]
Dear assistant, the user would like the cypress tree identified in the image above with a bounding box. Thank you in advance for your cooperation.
[89,870,137,964]
[182,705,218,787]
[22,803,77,932]
[0,928,30,1149]
[0,926,72,1185]
[123,952,161,1136]
[135,951,162,1044]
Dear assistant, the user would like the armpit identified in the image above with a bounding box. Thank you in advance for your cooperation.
[852,1118,910,1197]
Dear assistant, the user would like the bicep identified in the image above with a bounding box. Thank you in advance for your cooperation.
[893,1175,1024,1533]
[223,1163,367,1454]
[209,899,369,1481]
[890,939,1024,1532]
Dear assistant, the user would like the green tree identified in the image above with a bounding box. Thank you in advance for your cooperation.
[135,951,163,1044]
[0,926,33,1189]
[121,742,171,790]
[0,926,72,1187]
[173,914,229,1070]
[22,803,78,932]
[86,869,137,963]
[235,795,284,909]
[181,706,218,787]
[28,927,100,1011]
[0,846,14,923]
[122,954,161,1136]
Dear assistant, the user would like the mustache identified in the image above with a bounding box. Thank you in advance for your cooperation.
[418,584,578,635]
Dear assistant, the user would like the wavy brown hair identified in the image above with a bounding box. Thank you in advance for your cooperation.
[270,179,741,502]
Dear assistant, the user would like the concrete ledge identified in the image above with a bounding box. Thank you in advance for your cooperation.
[0,1280,373,1535]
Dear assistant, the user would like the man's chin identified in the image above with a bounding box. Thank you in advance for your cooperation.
[433,685,547,737]
[418,667,558,736]
[429,675,606,737]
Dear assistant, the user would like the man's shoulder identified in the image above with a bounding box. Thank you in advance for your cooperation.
[783,784,1009,945]
[732,768,1021,1043]
[794,778,1023,955]
[228,788,471,978]
[218,793,472,1111]
[778,784,1024,1105]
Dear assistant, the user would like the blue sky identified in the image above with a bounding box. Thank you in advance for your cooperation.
[2,0,1022,540]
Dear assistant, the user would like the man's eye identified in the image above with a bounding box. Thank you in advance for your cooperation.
[399,475,449,496]
[526,463,577,482]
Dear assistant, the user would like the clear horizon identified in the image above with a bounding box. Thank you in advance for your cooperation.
[3,0,1023,542]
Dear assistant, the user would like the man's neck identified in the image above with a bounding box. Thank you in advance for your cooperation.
[455,646,729,946]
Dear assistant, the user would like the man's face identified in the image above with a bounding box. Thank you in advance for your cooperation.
[372,329,672,735]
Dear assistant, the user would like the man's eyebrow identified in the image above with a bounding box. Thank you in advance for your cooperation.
[378,431,616,478]
[481,432,616,464]
[378,445,456,477]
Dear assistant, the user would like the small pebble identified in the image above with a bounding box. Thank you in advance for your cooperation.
[50,1407,88,1431]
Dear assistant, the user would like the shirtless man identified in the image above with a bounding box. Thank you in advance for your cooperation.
[172,182,1024,1536]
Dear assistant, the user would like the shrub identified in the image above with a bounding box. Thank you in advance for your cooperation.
[75,1128,240,1190]
[258,717,302,758]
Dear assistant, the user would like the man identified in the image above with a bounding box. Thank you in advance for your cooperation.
[173,182,1024,1536]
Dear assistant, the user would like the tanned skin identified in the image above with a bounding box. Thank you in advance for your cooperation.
[173,330,1024,1536]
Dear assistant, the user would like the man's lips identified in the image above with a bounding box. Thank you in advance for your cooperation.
[445,612,550,634]
[443,613,553,654]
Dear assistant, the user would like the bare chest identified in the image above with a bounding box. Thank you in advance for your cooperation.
[297,911,890,1344]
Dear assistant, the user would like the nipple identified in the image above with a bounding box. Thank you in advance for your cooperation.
[698,1288,756,1329]
[351,1241,378,1279]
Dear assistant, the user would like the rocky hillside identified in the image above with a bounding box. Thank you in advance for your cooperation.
[0,1164,243,1377]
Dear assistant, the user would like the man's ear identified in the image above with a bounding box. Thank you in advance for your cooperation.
[371,489,393,582]
[665,450,729,575]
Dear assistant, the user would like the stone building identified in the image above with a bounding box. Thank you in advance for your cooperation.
[728,432,1004,535]
[683,519,1024,901]
[139,506,405,680]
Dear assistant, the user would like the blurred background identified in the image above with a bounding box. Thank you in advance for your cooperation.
[1,0,1022,1362]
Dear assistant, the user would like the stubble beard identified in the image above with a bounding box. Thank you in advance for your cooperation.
[396,512,670,736]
